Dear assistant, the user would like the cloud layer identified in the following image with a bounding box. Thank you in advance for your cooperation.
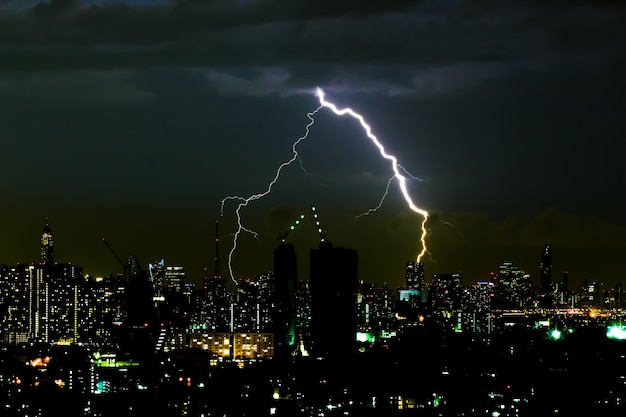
[0,0,623,97]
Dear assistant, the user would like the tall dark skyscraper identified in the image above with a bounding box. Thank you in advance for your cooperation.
[539,243,553,307]
[273,242,297,364]
[309,241,358,360]
[40,220,53,266]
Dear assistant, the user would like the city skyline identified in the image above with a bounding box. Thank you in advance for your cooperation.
[0,1,625,289]
[0,218,621,292]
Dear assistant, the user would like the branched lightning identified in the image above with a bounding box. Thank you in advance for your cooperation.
[355,166,424,220]
[220,105,322,284]
[316,87,430,263]
[222,88,431,284]
[355,175,395,220]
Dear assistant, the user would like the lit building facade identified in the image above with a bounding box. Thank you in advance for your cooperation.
[0,265,31,344]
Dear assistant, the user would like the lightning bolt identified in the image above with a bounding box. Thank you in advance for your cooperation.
[220,105,322,284]
[222,88,431,284]
[355,175,395,220]
[355,166,424,220]
[316,87,430,263]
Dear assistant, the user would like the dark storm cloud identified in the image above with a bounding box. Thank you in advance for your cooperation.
[0,0,623,84]
[0,70,157,102]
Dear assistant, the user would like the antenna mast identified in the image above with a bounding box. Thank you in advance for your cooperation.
[214,219,221,279]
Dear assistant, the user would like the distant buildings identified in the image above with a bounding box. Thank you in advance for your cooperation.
[0,220,624,365]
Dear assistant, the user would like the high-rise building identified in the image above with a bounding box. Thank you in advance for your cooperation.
[40,220,54,266]
[273,242,298,363]
[309,242,358,360]
[460,281,495,335]
[295,279,311,353]
[165,266,186,293]
[148,259,165,303]
[539,244,553,308]
[429,273,462,312]
[79,275,122,347]
[406,261,425,289]
[399,261,428,313]
[0,264,31,344]
[492,262,532,309]
[29,263,83,344]
[193,271,229,332]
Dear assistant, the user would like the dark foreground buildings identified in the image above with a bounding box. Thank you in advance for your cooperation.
[309,241,358,361]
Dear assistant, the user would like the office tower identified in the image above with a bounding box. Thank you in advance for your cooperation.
[148,259,165,303]
[429,273,462,312]
[460,281,495,335]
[29,263,83,344]
[231,277,262,332]
[539,244,553,307]
[253,272,274,331]
[40,220,54,266]
[193,271,229,332]
[165,266,185,293]
[581,280,600,307]
[0,264,32,344]
[118,255,158,359]
[273,242,297,363]
[79,275,121,347]
[158,264,191,339]
[309,242,358,360]
[47,263,83,344]
[357,281,396,335]
[406,261,425,289]
[492,262,532,309]
[295,279,312,353]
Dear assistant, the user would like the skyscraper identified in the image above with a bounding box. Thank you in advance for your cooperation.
[539,244,553,307]
[29,262,83,344]
[309,241,358,360]
[0,265,31,343]
[40,220,53,266]
[406,261,425,289]
[165,266,185,293]
[273,241,297,364]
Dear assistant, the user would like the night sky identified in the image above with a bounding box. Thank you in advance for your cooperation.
[1,0,625,290]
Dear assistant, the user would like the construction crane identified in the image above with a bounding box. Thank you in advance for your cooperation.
[275,204,330,247]
[278,213,306,243]
[101,237,129,279]
[101,237,144,281]
[310,203,328,244]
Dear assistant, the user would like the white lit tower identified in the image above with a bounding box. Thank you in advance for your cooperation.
[31,220,54,342]
[192,219,229,332]
[31,221,83,344]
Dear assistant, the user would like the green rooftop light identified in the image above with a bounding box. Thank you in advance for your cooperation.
[607,325,626,340]
[549,329,562,340]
